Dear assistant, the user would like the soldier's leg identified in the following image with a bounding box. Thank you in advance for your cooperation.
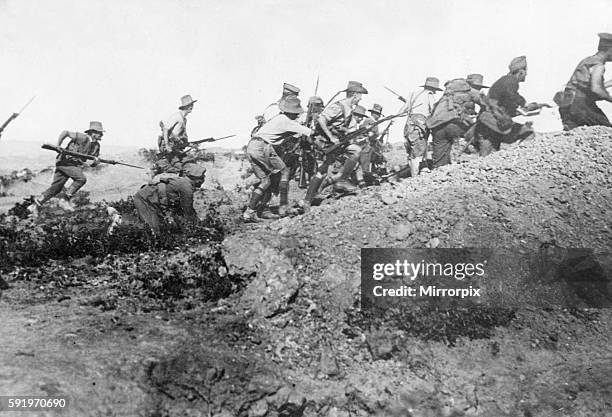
[476,125,500,157]
[332,144,360,193]
[432,124,458,169]
[133,191,162,235]
[278,167,291,214]
[38,168,71,204]
[63,166,88,199]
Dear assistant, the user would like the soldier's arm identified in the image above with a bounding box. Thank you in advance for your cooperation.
[88,142,101,167]
[590,65,612,102]
[57,131,87,147]
[317,114,337,143]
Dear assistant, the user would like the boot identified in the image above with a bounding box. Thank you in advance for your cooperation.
[58,197,75,212]
[259,208,280,220]
[304,175,323,203]
[333,179,357,194]
[242,207,260,223]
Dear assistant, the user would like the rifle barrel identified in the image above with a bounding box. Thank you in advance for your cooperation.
[17,96,36,114]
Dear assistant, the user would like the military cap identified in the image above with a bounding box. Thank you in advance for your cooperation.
[352,105,367,117]
[279,96,305,114]
[420,77,443,92]
[466,74,489,89]
[598,33,612,51]
[369,104,383,115]
[179,95,197,109]
[183,162,207,178]
[345,81,368,94]
[509,56,527,72]
[282,83,301,96]
[308,96,324,105]
[85,121,104,134]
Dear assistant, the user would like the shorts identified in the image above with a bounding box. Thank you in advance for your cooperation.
[246,137,286,180]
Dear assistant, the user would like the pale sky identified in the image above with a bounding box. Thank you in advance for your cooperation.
[0,0,611,151]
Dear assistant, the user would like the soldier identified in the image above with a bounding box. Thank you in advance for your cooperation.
[133,162,206,235]
[243,96,313,222]
[558,33,612,130]
[355,104,382,186]
[27,121,104,215]
[263,83,301,123]
[303,80,368,204]
[159,95,197,155]
[286,96,325,188]
[427,78,483,168]
[401,77,443,176]
[475,56,544,157]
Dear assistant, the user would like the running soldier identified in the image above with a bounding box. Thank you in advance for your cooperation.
[303,81,368,205]
[427,78,483,168]
[243,96,313,222]
[475,56,545,157]
[402,77,442,176]
[558,33,612,130]
[27,121,104,216]
[356,104,383,186]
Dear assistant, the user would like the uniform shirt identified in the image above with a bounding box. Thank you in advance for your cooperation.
[57,133,100,166]
[263,102,281,123]
[566,54,606,98]
[320,97,354,131]
[164,111,188,140]
[399,89,438,116]
[488,75,526,117]
[254,114,313,146]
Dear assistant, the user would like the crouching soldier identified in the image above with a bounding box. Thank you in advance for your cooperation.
[133,162,206,235]
[243,96,313,222]
[28,121,103,216]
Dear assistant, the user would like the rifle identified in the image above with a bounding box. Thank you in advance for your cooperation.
[380,164,412,182]
[0,96,36,138]
[187,134,235,147]
[41,143,145,169]
[324,111,407,154]
[378,120,394,145]
[384,86,407,103]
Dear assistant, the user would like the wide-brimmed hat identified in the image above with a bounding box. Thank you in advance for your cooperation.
[352,105,367,117]
[183,162,206,178]
[345,81,368,94]
[420,77,443,92]
[282,83,301,96]
[369,103,383,115]
[466,74,489,89]
[509,56,527,72]
[179,95,197,109]
[279,96,305,114]
[85,121,104,134]
[598,33,612,51]
[308,96,324,105]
